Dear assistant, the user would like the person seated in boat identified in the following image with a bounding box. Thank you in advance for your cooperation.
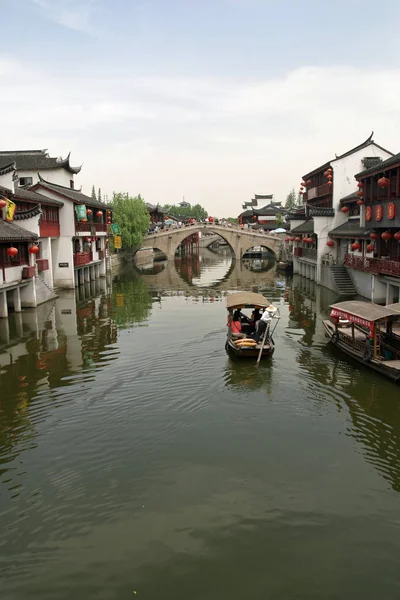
[250,308,261,331]
[228,310,247,339]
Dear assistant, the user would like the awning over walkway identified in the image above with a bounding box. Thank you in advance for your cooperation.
[291,219,314,234]
[329,218,372,239]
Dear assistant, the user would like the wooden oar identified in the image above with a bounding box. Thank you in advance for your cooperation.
[256,323,269,367]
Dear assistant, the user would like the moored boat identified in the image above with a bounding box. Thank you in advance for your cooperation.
[323,300,400,383]
[225,292,279,359]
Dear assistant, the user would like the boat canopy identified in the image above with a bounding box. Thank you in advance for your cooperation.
[330,301,399,327]
[387,302,400,313]
[226,292,270,310]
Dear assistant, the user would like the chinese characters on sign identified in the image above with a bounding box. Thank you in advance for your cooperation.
[113,235,122,249]
[388,202,396,220]
[375,205,383,221]
[330,309,371,329]
[365,206,372,221]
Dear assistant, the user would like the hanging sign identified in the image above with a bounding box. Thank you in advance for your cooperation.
[113,235,122,249]
[116,294,124,307]
[5,198,16,222]
[365,206,372,221]
[375,205,383,221]
[110,223,121,235]
[388,202,396,220]
[75,205,87,221]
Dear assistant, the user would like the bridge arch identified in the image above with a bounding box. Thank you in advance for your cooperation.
[241,243,277,260]
[136,224,282,262]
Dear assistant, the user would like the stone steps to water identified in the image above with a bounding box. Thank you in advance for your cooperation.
[330,266,357,296]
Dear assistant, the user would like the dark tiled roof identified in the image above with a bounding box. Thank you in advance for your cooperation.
[146,203,164,213]
[0,219,37,241]
[239,209,254,218]
[356,151,400,178]
[0,150,81,174]
[340,190,359,204]
[329,219,372,239]
[0,161,16,176]
[254,194,273,200]
[14,205,42,220]
[15,186,64,207]
[291,220,314,234]
[303,133,393,179]
[308,207,335,217]
[31,176,112,209]
[0,185,64,207]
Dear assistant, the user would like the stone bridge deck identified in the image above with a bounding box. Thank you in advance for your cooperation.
[140,223,283,260]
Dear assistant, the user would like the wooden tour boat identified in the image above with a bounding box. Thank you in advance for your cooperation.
[323,300,400,383]
[225,292,280,360]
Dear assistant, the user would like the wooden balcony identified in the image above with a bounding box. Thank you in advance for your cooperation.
[345,253,400,277]
[40,220,60,237]
[307,183,332,201]
[74,251,93,266]
[75,222,107,233]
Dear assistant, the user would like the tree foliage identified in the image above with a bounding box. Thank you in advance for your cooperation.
[226,217,238,224]
[111,193,150,250]
[91,185,97,201]
[285,188,300,211]
[162,203,208,219]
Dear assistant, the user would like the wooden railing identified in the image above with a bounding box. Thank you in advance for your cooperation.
[307,183,331,200]
[75,222,107,233]
[74,251,93,266]
[302,248,317,260]
[345,253,400,277]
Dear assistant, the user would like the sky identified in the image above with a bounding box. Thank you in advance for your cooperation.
[2,0,400,216]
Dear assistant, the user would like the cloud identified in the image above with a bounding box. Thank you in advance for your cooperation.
[1,54,400,213]
[32,0,101,34]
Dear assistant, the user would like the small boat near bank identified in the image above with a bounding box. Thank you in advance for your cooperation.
[225,292,280,360]
[323,300,400,383]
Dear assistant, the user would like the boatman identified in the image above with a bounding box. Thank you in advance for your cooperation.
[256,305,277,343]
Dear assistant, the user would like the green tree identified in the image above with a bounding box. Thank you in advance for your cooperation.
[111,192,150,249]
[285,188,298,211]
[98,188,102,203]
[275,213,285,226]
[162,203,208,219]
[227,217,238,224]
[91,185,97,201]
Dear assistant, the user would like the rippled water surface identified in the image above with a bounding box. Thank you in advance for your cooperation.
[2,249,400,600]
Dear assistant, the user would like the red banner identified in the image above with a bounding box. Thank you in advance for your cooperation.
[330,309,371,328]
[376,205,383,221]
[388,202,396,220]
[366,206,372,221]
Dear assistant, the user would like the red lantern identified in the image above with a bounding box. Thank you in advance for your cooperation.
[6,246,18,257]
[394,231,400,241]
[357,199,364,206]
[327,174,332,180]
[351,242,360,251]
[327,181,333,187]
[304,237,313,243]
[357,191,364,197]
[0,198,6,209]
[284,238,289,242]
[301,181,307,188]
[87,209,92,216]
[295,237,301,242]
[29,245,40,254]
[367,243,375,252]
[306,179,312,186]
[323,170,329,178]
[381,231,392,240]
[326,240,334,247]
[81,218,87,222]
[370,232,379,240]
[357,181,364,189]
[327,167,333,175]
[378,176,389,188]
[289,237,295,242]
[341,206,349,213]
[107,219,112,225]
[96,210,103,217]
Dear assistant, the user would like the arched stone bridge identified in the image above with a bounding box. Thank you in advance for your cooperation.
[139,223,283,260]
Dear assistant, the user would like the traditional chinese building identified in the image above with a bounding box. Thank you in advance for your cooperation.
[0,149,81,189]
[340,152,400,303]
[146,203,164,224]
[239,195,287,231]
[287,134,393,293]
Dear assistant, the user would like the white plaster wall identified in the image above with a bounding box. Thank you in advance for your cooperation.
[15,168,74,188]
[0,171,14,190]
[52,237,75,288]
[16,216,39,236]
[4,265,23,283]
[38,237,54,288]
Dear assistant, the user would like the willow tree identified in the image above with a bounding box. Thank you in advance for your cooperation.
[111,193,150,249]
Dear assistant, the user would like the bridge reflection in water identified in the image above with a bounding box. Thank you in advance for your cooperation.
[134,247,283,294]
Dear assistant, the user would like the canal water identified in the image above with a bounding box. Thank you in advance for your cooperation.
[1,248,400,600]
